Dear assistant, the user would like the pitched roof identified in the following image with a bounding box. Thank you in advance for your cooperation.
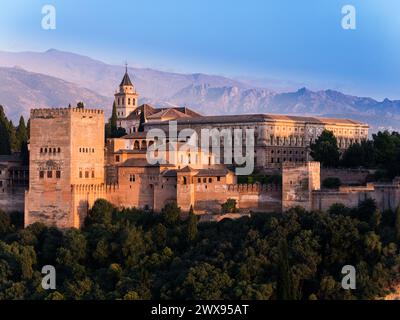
[147,108,192,121]
[172,107,202,118]
[121,131,148,139]
[195,167,231,177]
[179,166,197,173]
[119,158,158,167]
[120,71,133,87]
[125,104,158,120]
[119,158,174,168]
[147,113,368,127]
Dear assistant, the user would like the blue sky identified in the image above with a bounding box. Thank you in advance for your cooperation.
[0,0,399,99]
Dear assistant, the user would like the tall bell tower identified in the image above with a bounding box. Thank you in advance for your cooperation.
[114,64,139,119]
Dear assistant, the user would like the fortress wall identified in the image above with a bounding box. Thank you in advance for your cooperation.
[311,184,400,213]
[154,178,178,212]
[321,168,371,185]
[188,183,281,213]
[311,190,373,212]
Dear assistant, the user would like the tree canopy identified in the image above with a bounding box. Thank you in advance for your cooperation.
[0,199,399,300]
[310,130,340,168]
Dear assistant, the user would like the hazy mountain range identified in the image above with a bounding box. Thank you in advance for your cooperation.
[0,49,399,132]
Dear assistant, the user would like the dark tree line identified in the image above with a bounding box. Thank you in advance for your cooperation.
[0,199,399,300]
[0,105,29,164]
[311,129,400,179]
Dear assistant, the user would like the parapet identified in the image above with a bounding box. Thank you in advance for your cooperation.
[31,107,104,119]
[227,183,281,192]
[282,161,320,169]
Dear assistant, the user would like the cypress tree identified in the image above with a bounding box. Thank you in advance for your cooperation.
[277,239,298,300]
[16,116,28,149]
[138,109,146,132]
[186,206,198,243]
[0,105,11,155]
[110,102,118,136]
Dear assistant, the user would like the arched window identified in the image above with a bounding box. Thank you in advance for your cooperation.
[141,140,147,149]
[128,98,131,105]
[134,140,140,150]
[183,177,187,185]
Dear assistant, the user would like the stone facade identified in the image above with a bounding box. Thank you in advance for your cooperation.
[19,70,400,229]
[0,155,28,213]
[282,162,321,211]
[24,107,104,228]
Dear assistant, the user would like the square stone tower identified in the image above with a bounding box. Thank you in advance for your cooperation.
[24,107,105,228]
[281,161,320,211]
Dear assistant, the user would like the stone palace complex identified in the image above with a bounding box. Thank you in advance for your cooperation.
[2,70,400,229]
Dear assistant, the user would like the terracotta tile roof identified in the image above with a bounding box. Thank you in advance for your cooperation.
[195,167,231,177]
[121,131,148,139]
[147,108,192,121]
[125,104,158,120]
[119,158,174,168]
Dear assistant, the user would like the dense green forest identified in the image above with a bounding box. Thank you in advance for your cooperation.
[0,105,28,163]
[0,199,399,300]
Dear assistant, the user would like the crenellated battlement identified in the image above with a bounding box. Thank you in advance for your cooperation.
[31,107,104,119]
[71,107,104,115]
[31,108,71,118]
[227,183,281,192]
[282,161,320,169]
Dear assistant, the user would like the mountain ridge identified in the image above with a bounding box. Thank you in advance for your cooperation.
[0,49,399,131]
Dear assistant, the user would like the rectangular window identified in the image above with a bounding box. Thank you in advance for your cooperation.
[85,171,89,178]
[116,155,120,162]
[39,171,44,179]
[130,174,136,182]
[56,171,61,179]
[47,171,52,178]
[79,171,82,178]
[92,171,95,178]
[217,177,221,182]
